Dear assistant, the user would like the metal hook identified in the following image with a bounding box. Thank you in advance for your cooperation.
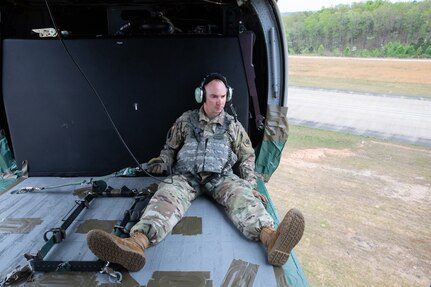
[100,262,122,284]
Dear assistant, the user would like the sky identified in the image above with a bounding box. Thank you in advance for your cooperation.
[276,0,412,13]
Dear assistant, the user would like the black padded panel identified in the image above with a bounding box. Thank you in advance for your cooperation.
[2,37,249,176]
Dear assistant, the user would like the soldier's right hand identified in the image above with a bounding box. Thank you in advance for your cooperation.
[147,157,166,175]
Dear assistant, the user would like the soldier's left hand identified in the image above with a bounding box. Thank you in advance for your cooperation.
[146,157,167,175]
[252,189,268,208]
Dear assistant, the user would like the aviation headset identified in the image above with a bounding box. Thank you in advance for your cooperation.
[194,73,233,104]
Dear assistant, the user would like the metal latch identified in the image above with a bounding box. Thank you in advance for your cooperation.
[0,265,32,286]
[100,262,122,283]
[32,28,57,38]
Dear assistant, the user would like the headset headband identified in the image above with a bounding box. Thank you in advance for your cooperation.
[200,73,229,89]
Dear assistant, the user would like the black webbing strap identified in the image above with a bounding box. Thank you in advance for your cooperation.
[36,193,95,259]
[113,190,154,236]
[239,31,265,131]
[31,260,106,272]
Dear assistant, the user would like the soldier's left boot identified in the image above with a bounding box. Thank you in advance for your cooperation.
[260,208,305,266]
[87,229,150,271]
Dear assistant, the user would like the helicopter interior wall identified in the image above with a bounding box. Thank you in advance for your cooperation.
[2,36,249,176]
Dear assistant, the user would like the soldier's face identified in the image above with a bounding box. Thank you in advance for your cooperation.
[203,80,227,119]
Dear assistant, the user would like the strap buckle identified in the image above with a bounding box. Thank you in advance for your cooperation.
[0,265,32,286]
[18,187,42,194]
[31,28,57,38]
[55,261,71,272]
[43,228,66,243]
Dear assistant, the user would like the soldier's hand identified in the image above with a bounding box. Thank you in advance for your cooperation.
[252,189,268,208]
[147,157,166,175]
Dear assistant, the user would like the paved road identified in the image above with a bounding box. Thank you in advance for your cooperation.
[287,87,431,146]
[289,55,431,63]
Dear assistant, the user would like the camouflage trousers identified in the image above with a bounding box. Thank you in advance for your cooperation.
[130,173,275,244]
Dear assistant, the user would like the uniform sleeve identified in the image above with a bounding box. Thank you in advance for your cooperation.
[231,121,258,187]
[159,115,188,166]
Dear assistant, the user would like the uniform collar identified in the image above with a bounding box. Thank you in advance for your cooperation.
[199,107,225,125]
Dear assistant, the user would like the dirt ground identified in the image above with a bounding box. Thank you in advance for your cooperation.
[289,56,431,85]
[288,56,431,97]
[266,120,431,285]
[268,56,431,287]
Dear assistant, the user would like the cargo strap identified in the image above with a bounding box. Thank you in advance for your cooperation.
[30,260,107,272]
[239,31,265,131]
[28,193,96,260]
[16,168,134,193]
[113,189,155,236]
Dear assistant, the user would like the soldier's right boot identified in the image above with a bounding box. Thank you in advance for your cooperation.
[87,229,150,271]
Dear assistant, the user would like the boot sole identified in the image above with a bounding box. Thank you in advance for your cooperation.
[268,208,305,266]
[87,230,145,271]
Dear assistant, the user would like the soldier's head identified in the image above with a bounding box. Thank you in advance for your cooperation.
[195,73,233,118]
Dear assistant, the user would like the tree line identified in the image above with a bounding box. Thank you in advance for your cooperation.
[283,0,431,58]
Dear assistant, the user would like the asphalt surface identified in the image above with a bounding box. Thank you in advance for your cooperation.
[289,55,431,63]
[287,87,431,146]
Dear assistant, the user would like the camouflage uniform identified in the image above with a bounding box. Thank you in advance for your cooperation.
[131,107,274,243]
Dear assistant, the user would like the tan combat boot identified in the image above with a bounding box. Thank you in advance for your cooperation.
[260,208,305,266]
[87,229,150,271]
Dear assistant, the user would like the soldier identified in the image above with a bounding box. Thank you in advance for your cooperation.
[86,73,305,271]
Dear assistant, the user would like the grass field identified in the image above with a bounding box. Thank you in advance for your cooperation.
[267,56,431,287]
[288,56,431,97]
